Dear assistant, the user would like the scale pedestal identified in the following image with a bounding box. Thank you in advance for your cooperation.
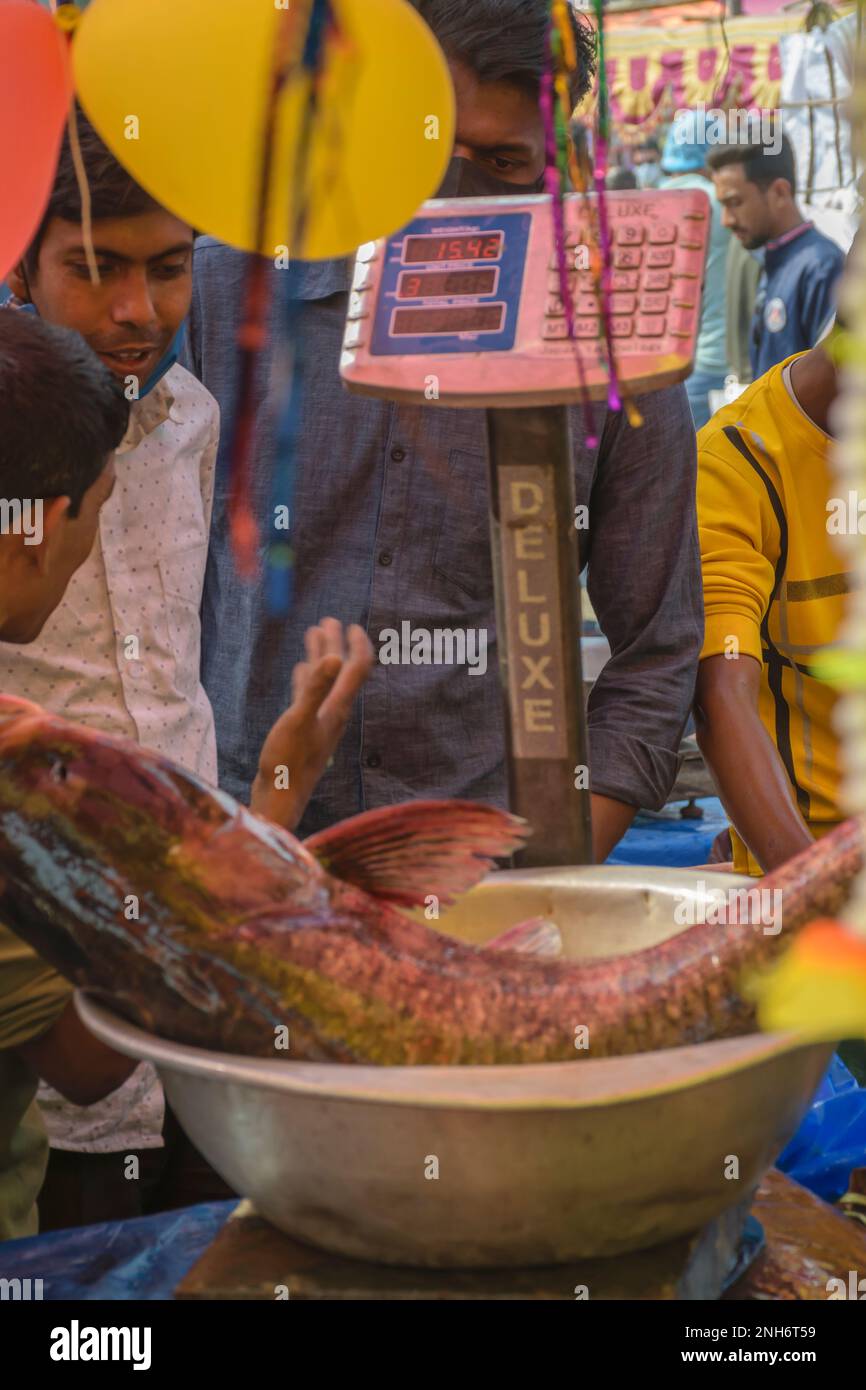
[486,404,592,866]
[175,1199,754,1301]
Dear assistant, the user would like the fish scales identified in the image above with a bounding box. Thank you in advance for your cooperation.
[0,700,861,1065]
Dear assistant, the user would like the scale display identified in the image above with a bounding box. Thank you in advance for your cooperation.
[397,268,498,298]
[403,231,503,262]
[341,190,712,406]
[392,305,505,335]
[369,211,530,358]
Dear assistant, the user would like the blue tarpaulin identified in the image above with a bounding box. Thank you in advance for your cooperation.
[0,1201,233,1301]
[776,1054,866,1203]
[607,797,730,868]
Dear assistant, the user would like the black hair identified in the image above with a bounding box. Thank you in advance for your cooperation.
[706,131,797,196]
[411,0,597,107]
[635,138,661,155]
[0,311,130,514]
[24,106,162,275]
[607,166,638,190]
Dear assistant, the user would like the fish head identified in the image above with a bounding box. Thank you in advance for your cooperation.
[0,698,322,1033]
[0,695,219,848]
[0,698,246,980]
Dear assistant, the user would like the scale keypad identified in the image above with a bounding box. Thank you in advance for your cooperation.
[341,188,712,406]
[542,193,709,360]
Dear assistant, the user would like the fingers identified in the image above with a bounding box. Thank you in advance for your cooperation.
[291,653,342,722]
[299,620,339,699]
[319,616,346,660]
[297,620,372,725]
[291,660,309,703]
[304,623,326,665]
[304,620,371,669]
[304,617,347,666]
[323,624,374,721]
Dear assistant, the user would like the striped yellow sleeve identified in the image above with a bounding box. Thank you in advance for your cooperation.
[697,437,780,663]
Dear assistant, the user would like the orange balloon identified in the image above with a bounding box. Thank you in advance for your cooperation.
[0,3,73,282]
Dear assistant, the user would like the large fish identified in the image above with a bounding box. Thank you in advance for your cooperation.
[0,698,861,1064]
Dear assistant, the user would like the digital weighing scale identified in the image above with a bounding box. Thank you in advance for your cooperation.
[341,188,711,866]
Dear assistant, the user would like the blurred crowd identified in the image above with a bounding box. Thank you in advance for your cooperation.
[601,110,848,428]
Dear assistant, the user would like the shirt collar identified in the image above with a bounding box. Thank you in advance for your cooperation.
[765,221,813,256]
[115,374,176,456]
[286,257,353,300]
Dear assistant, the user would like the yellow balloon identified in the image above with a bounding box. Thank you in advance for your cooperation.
[74,0,455,259]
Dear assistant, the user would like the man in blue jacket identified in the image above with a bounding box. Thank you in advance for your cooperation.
[707,134,844,378]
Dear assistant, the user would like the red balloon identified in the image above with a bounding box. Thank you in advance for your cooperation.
[0,2,73,282]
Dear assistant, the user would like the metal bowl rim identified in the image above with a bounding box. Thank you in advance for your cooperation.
[75,990,822,1113]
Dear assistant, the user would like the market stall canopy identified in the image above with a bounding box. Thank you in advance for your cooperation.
[606,1,746,27]
[578,7,856,136]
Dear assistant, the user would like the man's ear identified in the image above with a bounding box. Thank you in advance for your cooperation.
[34,497,72,575]
[6,260,31,303]
[770,176,794,205]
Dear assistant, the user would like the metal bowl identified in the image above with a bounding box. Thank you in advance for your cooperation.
[76,865,832,1268]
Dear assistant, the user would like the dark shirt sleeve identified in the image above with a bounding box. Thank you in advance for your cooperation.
[583,383,703,810]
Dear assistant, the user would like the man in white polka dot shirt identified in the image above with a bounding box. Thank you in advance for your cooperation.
[2,111,225,1217]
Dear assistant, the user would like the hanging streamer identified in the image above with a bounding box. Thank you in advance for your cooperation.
[590,0,625,419]
[264,0,336,619]
[225,2,312,582]
[543,14,598,449]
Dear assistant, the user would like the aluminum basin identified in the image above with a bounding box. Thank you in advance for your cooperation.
[76,865,832,1268]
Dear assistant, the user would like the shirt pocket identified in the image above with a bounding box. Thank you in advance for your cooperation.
[432,449,493,603]
[158,543,208,700]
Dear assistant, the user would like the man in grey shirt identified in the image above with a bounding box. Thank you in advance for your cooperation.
[185,0,702,861]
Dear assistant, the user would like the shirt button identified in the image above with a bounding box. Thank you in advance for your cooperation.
[390,447,406,462]
[128,661,145,680]
[366,752,382,769]
[378,551,393,567]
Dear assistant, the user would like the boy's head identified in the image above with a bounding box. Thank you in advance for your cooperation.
[633,139,662,188]
[633,139,661,167]
[707,133,798,249]
[413,0,596,195]
[0,311,129,643]
[6,109,194,389]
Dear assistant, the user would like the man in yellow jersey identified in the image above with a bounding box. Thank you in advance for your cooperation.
[694,316,851,877]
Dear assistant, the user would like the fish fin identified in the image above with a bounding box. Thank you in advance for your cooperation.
[303,800,527,908]
[483,917,563,959]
